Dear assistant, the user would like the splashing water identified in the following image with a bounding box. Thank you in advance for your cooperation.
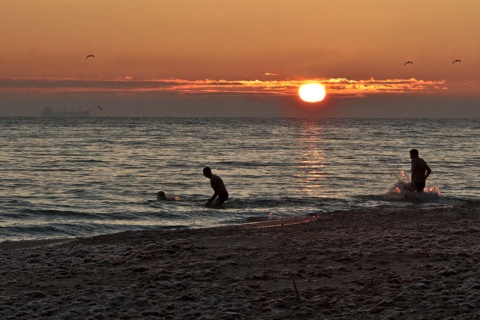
[388,170,442,202]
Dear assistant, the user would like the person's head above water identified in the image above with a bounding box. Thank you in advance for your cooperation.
[157,191,166,200]
[203,166,212,178]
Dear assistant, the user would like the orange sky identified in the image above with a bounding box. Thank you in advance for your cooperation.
[1,0,479,116]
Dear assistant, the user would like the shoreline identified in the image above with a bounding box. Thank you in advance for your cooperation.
[1,205,480,319]
[0,214,320,250]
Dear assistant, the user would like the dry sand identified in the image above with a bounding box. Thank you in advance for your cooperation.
[1,204,480,319]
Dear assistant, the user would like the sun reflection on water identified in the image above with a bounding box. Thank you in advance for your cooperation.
[295,120,327,196]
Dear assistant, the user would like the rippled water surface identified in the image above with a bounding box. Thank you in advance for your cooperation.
[1,117,478,240]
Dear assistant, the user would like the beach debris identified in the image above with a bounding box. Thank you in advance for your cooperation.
[292,279,300,298]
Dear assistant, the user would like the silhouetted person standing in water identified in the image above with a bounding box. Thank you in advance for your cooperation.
[410,149,431,192]
[203,167,229,206]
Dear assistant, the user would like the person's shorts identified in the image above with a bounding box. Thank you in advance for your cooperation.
[414,182,426,192]
[218,192,229,204]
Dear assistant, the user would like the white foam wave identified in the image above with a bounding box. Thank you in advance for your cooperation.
[388,170,442,202]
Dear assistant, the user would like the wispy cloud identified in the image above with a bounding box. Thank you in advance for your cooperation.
[0,77,447,97]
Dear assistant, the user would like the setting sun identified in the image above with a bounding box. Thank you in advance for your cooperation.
[299,83,326,103]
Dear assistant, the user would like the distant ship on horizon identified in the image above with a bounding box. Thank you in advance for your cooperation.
[41,107,91,118]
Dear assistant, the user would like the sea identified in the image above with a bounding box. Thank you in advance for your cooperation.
[1,117,479,242]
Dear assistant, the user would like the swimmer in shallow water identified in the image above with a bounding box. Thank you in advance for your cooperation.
[203,167,229,207]
[157,191,178,201]
[410,149,431,192]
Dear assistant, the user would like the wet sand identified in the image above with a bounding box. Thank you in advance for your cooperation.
[1,205,480,319]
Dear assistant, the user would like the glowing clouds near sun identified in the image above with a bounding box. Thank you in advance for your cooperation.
[0,77,447,97]
[298,83,326,103]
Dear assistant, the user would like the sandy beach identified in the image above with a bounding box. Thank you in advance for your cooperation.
[1,204,480,319]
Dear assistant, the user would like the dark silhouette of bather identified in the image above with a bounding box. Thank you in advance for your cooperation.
[203,167,229,207]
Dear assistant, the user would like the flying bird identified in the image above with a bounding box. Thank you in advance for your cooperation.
[452,59,461,64]
[85,54,94,59]
[97,105,103,111]
[404,61,413,66]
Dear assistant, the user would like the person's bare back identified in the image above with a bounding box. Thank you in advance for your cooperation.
[410,149,431,192]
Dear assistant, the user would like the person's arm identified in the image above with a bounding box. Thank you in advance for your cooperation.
[425,164,431,179]
[206,191,218,205]
[411,161,416,185]
[206,179,218,205]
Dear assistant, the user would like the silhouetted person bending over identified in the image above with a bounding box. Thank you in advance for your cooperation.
[203,167,229,206]
[410,149,431,192]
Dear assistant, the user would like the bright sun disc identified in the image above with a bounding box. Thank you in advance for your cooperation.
[298,83,326,103]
